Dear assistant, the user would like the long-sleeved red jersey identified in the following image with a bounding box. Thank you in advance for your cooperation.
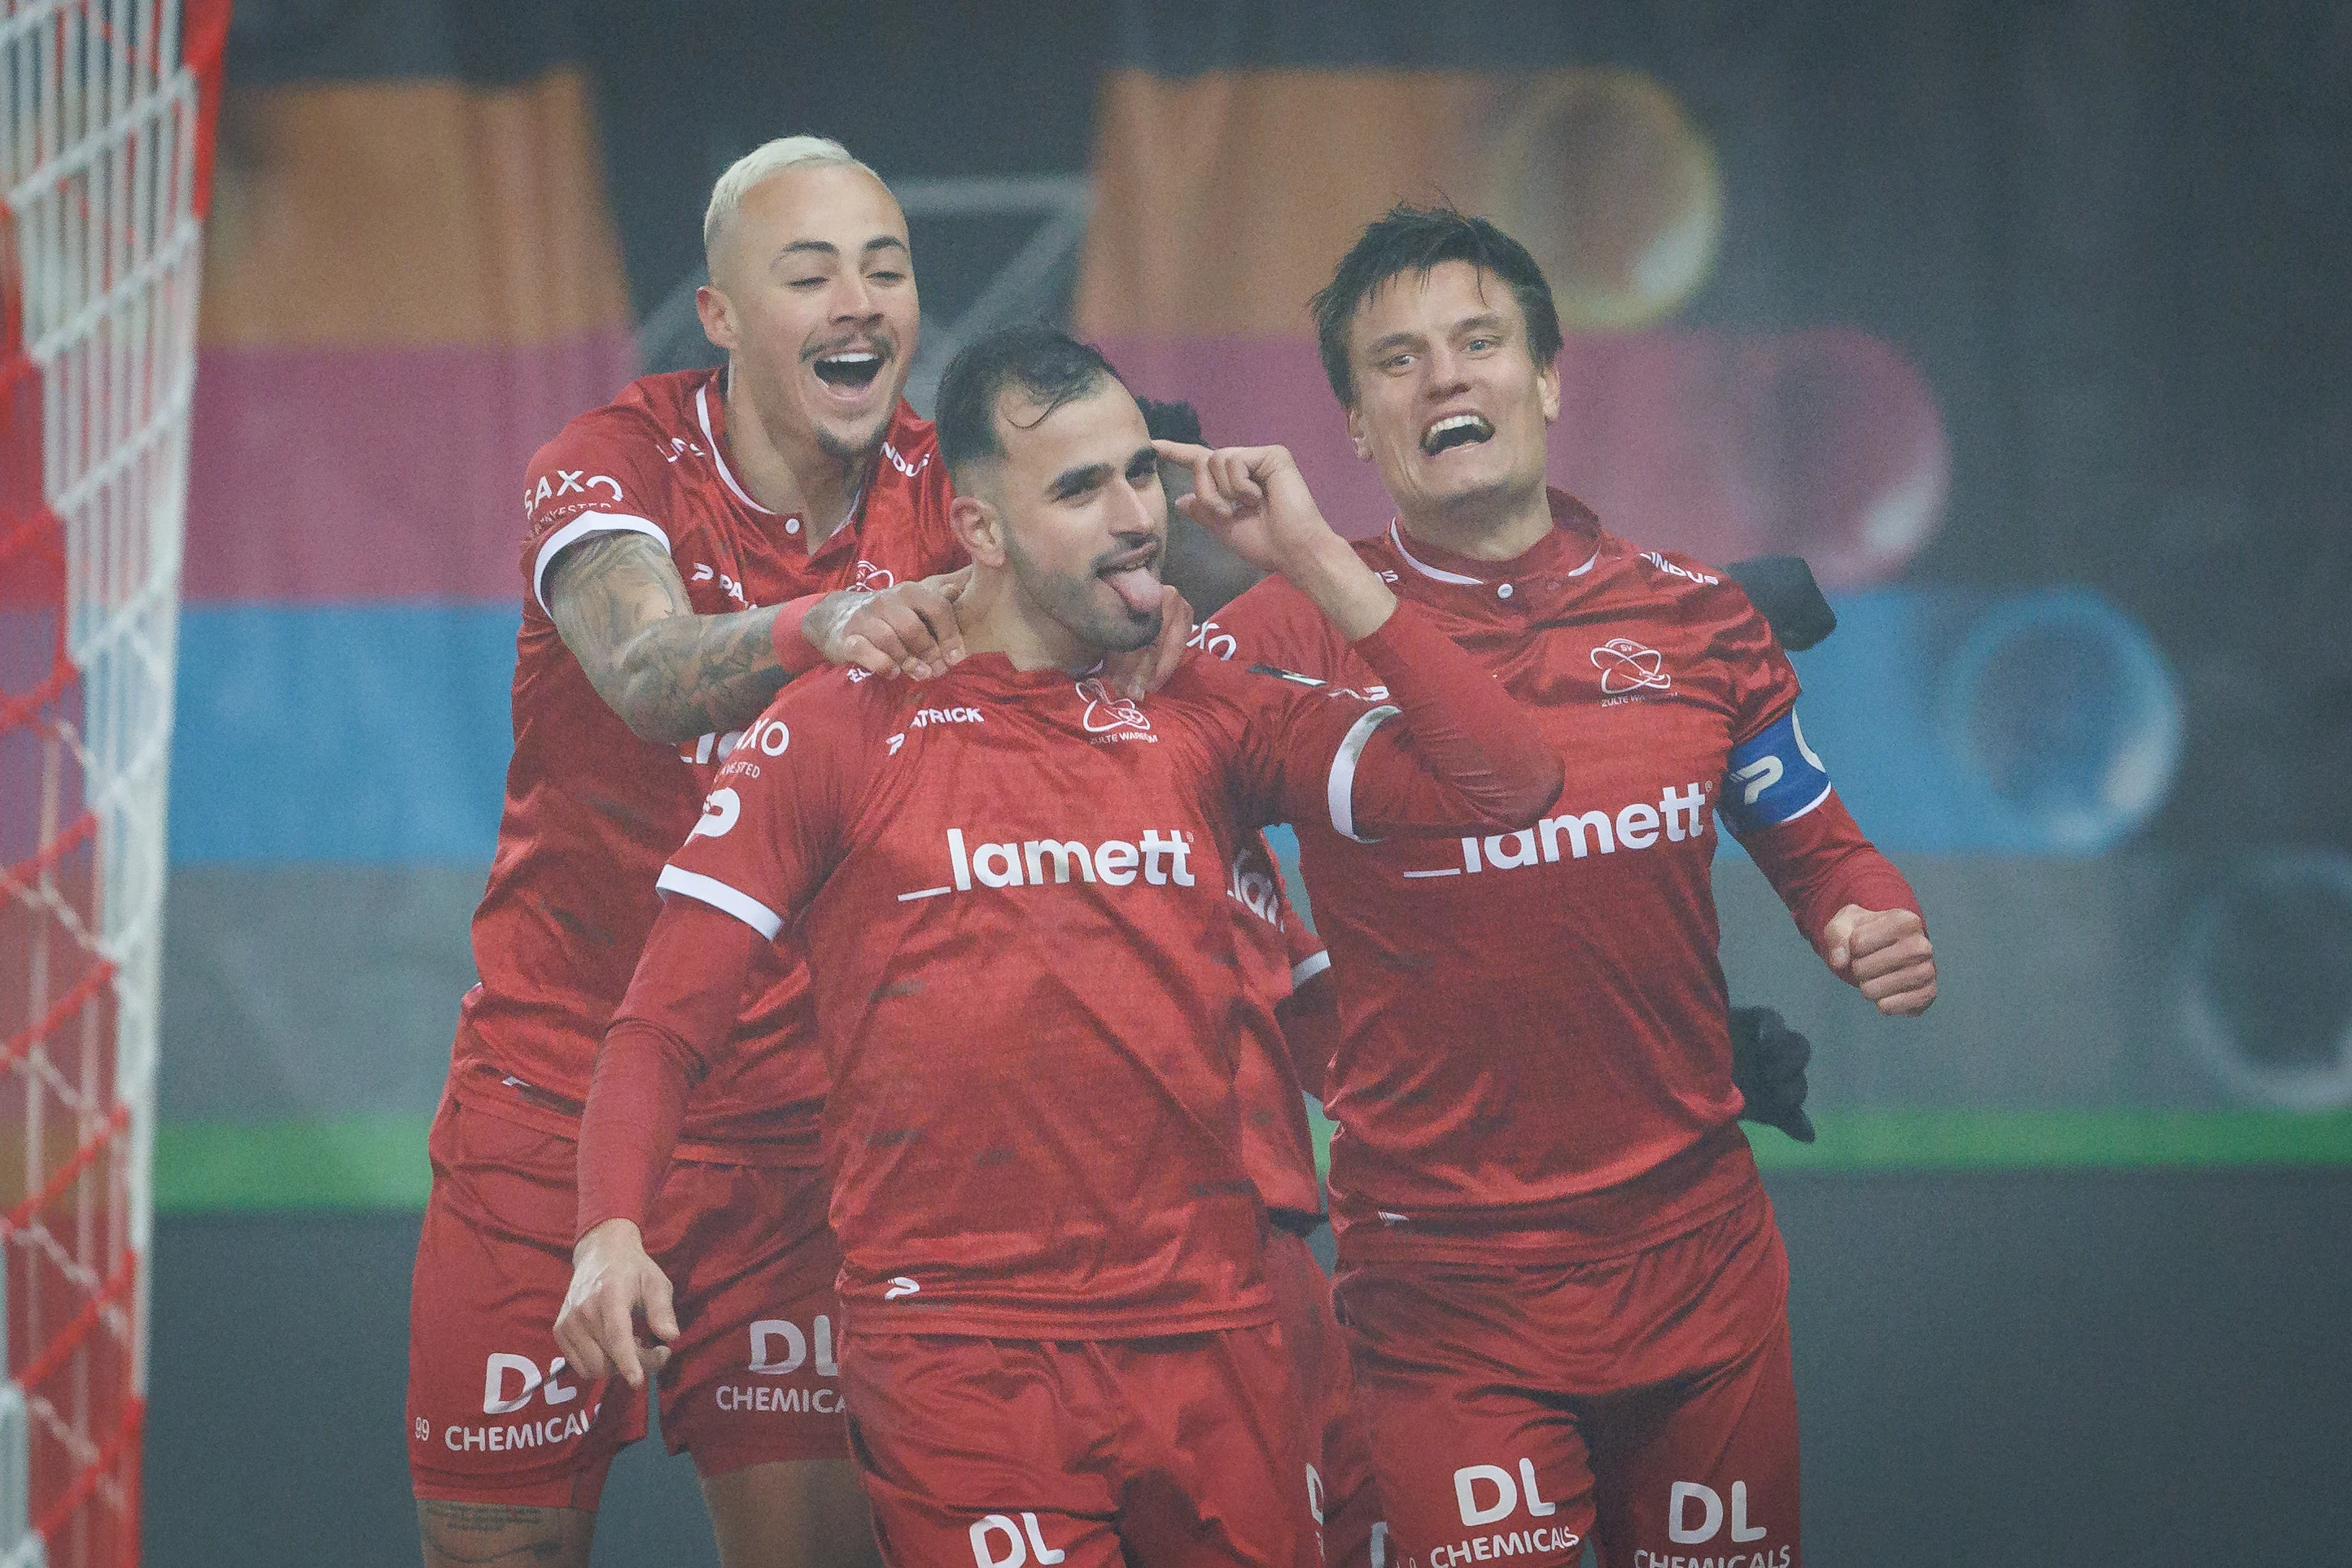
[582,606,1560,1338]
[1209,490,1921,1264]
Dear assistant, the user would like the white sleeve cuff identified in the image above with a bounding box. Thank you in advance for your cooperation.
[1290,949,1332,989]
[1327,705,1401,844]
[532,513,671,613]
[655,864,782,940]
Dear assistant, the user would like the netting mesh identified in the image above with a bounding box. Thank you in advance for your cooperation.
[2,2,216,1561]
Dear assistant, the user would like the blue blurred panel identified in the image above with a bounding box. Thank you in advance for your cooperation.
[1781,587,2182,857]
[173,605,519,864]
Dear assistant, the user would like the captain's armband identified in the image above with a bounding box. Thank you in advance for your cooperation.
[1721,707,1832,836]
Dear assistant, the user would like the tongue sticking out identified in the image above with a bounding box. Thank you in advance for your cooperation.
[1102,566,1161,615]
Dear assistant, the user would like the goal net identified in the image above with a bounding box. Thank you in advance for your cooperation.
[1,2,221,1563]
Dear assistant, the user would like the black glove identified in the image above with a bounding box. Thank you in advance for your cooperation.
[1724,556,1837,652]
[1730,1004,1817,1142]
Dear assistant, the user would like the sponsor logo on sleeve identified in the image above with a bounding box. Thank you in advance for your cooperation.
[688,787,742,841]
[525,470,624,520]
[1641,550,1720,586]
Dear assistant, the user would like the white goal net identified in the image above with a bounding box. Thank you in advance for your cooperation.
[1,2,220,1562]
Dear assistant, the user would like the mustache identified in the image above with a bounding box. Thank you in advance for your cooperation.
[801,330,895,364]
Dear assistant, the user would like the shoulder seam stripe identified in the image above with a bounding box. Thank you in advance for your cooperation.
[533,513,671,614]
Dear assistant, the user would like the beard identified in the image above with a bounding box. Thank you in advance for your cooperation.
[1005,534,1164,657]
[813,400,896,465]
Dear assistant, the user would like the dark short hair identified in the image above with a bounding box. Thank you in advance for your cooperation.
[935,325,1126,476]
[1134,396,1204,447]
[1310,204,1563,407]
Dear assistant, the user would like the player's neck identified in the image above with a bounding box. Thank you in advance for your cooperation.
[721,369,868,544]
[954,571,1095,675]
[1397,483,1554,564]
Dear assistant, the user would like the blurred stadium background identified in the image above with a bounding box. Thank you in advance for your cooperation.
[11,0,2346,1561]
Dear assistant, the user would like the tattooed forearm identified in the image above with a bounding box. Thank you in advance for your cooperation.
[544,531,790,744]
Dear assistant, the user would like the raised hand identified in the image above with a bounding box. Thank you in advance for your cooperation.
[803,566,973,679]
[1822,905,1937,1016]
[553,1217,680,1391]
[1151,440,1395,640]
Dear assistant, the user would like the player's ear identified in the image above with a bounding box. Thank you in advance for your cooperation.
[1537,355,1561,425]
[950,493,1007,567]
[1344,404,1371,462]
[695,284,738,355]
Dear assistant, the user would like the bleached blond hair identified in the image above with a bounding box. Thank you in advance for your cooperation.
[702,135,881,271]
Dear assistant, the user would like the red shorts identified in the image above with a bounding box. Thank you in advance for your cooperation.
[406,1092,846,1509]
[1336,1184,1799,1568]
[1266,1228,1384,1568]
[839,1324,1318,1568]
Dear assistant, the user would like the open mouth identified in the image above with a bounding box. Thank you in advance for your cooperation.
[811,348,886,393]
[1096,544,1164,615]
[1421,413,1496,456]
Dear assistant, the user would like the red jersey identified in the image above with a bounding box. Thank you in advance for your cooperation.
[452,369,961,1159]
[628,609,1556,1337]
[1211,490,1918,1263]
[1226,835,1327,1225]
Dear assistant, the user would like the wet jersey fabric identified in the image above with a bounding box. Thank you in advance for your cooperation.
[1211,490,1918,1263]
[451,369,960,1159]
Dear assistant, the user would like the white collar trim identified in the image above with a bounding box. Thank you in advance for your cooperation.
[1388,521,1485,585]
[1388,520,1603,584]
[697,380,776,516]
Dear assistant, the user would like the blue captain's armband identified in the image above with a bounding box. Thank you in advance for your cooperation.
[1721,707,1833,836]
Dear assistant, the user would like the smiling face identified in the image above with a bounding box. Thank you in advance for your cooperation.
[963,378,1169,658]
[699,161,918,463]
[1343,259,1561,529]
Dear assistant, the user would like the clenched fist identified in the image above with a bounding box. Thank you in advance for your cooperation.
[1821,905,1937,1016]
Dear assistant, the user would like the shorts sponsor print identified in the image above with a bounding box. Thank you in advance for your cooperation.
[838,1324,1318,1568]
[1337,1185,1799,1568]
[407,1095,846,1506]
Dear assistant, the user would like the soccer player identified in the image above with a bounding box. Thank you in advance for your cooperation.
[554,325,1563,1567]
[1208,207,1939,1568]
[404,138,1146,1568]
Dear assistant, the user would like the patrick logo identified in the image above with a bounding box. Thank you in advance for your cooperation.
[1591,638,1671,696]
[1076,678,1151,734]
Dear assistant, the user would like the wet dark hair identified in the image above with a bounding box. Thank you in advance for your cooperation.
[1134,396,1204,447]
[1309,203,1563,407]
[935,325,1126,477]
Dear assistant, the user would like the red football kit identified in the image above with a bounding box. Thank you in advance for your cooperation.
[1228,840,1383,1568]
[1209,490,1921,1568]
[578,603,1559,1566]
[407,369,960,1507]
